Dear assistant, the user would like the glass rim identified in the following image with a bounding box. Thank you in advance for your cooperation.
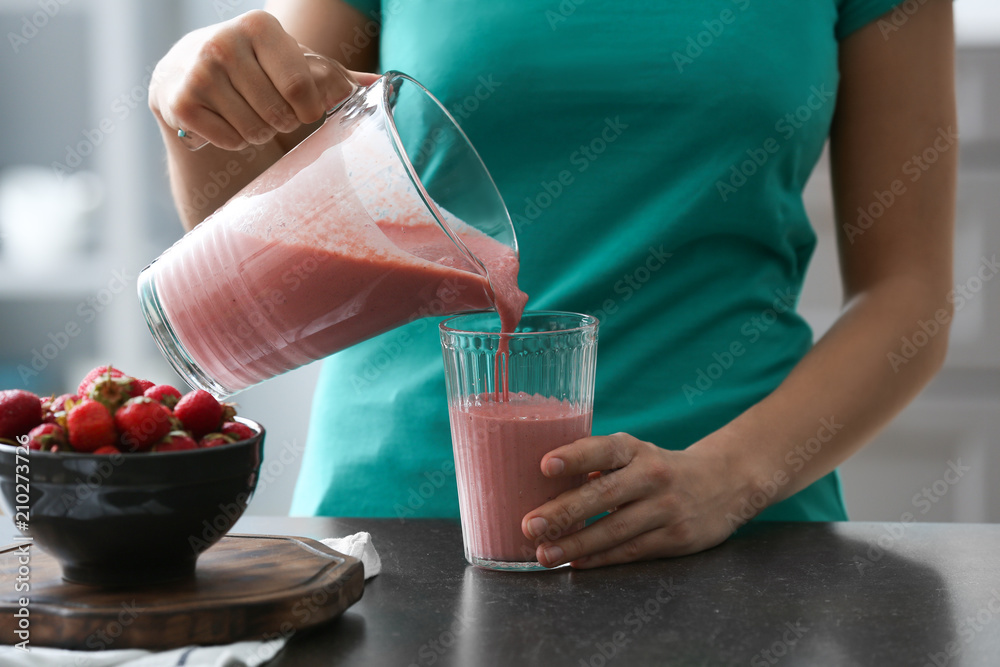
[439,310,599,337]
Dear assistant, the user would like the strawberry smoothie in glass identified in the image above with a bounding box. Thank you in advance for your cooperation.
[440,311,599,571]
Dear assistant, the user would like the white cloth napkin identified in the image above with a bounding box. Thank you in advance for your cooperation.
[323,533,381,580]
[0,532,380,667]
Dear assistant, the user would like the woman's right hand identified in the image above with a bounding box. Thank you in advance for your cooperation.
[149,9,367,152]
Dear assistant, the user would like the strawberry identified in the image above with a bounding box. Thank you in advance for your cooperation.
[67,400,117,453]
[174,390,224,439]
[0,390,43,440]
[27,423,68,451]
[144,384,182,410]
[77,366,124,397]
[153,432,199,452]
[42,393,80,427]
[199,433,234,448]
[221,421,255,442]
[115,397,173,452]
[87,371,138,414]
[131,379,156,397]
[93,445,121,455]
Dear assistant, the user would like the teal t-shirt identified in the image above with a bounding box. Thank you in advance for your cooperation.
[292,1,902,521]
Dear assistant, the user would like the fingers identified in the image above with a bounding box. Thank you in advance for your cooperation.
[244,19,327,123]
[301,52,364,111]
[255,48,328,125]
[521,435,738,569]
[572,518,726,569]
[229,46,301,135]
[523,434,651,545]
[522,465,645,544]
[352,71,381,87]
[172,69,277,150]
[168,98,247,152]
[570,527,678,569]
[152,9,361,151]
[541,433,640,478]
[534,503,663,568]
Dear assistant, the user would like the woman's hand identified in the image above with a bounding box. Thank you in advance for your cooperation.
[521,433,751,569]
[149,9,374,151]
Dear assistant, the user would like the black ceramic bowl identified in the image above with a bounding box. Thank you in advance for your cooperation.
[0,417,264,587]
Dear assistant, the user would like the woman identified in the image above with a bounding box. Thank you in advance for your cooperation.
[149,0,956,568]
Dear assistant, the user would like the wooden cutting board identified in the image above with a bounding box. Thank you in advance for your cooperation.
[0,534,364,650]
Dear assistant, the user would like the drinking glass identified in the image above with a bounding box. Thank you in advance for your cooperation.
[440,311,599,570]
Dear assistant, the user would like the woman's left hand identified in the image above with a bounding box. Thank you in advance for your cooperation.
[521,433,750,569]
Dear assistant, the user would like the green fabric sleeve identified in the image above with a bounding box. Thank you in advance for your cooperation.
[836,0,906,40]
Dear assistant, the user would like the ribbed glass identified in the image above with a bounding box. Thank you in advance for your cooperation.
[440,311,599,571]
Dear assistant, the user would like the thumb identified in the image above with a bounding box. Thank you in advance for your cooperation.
[350,71,381,87]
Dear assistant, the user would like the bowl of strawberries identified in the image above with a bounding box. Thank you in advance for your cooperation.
[0,366,264,587]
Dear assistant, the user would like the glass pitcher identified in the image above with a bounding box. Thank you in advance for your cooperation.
[138,61,520,399]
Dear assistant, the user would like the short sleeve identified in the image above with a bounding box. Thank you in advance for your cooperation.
[340,0,379,20]
[836,0,905,40]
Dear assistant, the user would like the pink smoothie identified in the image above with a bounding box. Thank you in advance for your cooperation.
[450,393,591,563]
[153,114,527,393]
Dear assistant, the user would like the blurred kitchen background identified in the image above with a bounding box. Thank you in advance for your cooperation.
[0,0,997,520]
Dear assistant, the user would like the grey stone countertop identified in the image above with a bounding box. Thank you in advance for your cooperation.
[234,517,1000,666]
